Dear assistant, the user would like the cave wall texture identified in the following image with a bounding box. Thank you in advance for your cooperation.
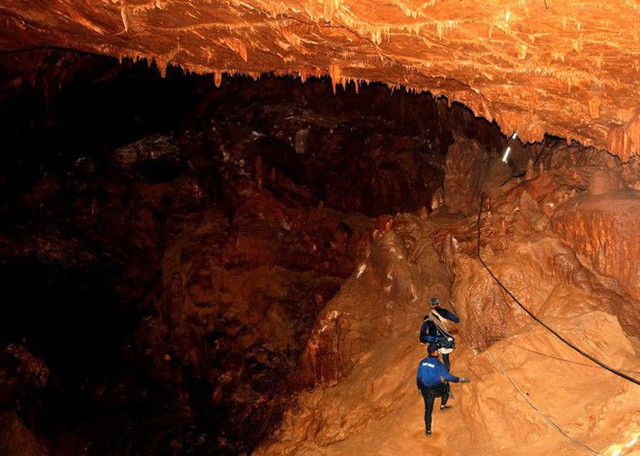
[0,52,516,454]
[2,2,640,455]
[256,137,640,456]
[2,0,640,161]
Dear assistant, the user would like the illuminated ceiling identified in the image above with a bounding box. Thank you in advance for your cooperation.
[2,0,640,160]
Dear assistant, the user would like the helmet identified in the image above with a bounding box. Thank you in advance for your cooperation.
[427,343,439,354]
[430,297,439,306]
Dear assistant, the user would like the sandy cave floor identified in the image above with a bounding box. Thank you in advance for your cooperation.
[256,212,640,456]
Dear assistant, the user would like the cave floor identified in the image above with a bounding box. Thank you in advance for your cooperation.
[257,211,640,456]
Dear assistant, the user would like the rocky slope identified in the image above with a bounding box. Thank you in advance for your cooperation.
[257,141,640,455]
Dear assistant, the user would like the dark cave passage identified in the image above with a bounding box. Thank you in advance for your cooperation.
[0,261,130,375]
[0,49,599,456]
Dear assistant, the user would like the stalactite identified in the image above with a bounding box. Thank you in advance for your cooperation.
[3,0,640,161]
[594,55,603,70]
[224,38,248,62]
[155,58,168,78]
[372,28,382,45]
[404,23,422,36]
[434,19,460,40]
[323,0,341,21]
[392,0,435,18]
[121,8,129,33]
[328,64,341,94]
[214,70,223,88]
[517,44,528,60]
[589,97,601,119]
[572,35,583,54]
[435,21,445,40]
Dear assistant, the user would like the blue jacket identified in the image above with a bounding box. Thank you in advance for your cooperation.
[419,306,459,345]
[416,355,460,389]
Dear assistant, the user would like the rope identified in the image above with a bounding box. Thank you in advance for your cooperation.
[512,344,640,376]
[486,350,598,455]
[476,192,640,386]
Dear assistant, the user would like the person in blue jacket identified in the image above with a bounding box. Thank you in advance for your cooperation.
[419,296,459,371]
[416,344,470,436]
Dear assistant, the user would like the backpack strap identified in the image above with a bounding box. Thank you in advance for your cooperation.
[429,309,452,338]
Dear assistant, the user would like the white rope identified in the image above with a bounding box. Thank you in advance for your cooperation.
[486,349,598,455]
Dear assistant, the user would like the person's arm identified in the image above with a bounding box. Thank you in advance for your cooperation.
[420,320,440,343]
[416,364,424,390]
[419,320,429,343]
[435,306,460,323]
[437,362,460,383]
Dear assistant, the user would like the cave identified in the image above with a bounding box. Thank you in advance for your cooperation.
[1,3,640,455]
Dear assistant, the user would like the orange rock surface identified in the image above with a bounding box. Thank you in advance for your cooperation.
[256,141,640,455]
[2,1,640,160]
[1,47,637,454]
[256,210,640,455]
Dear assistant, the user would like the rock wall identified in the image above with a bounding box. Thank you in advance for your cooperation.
[2,50,639,455]
[1,54,509,454]
[435,141,640,348]
[552,191,640,302]
[136,186,372,453]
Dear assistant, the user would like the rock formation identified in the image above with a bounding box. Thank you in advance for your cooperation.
[3,1,640,160]
[257,142,640,456]
[0,50,639,455]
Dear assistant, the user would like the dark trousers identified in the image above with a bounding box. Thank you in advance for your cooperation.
[442,353,451,371]
[420,383,449,433]
[441,354,452,399]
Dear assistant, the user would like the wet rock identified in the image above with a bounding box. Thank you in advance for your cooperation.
[0,344,49,414]
[433,144,640,347]
[295,218,426,388]
[258,167,640,456]
[588,170,617,195]
[5,50,638,456]
[111,134,184,182]
[135,186,373,453]
[552,189,640,304]
[0,412,47,456]
[444,134,500,215]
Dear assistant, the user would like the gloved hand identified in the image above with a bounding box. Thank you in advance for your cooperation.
[459,377,471,383]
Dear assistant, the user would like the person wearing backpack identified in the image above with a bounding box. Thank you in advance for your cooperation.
[417,344,470,436]
[419,296,459,371]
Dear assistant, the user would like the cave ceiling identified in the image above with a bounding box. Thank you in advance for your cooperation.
[2,0,640,161]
